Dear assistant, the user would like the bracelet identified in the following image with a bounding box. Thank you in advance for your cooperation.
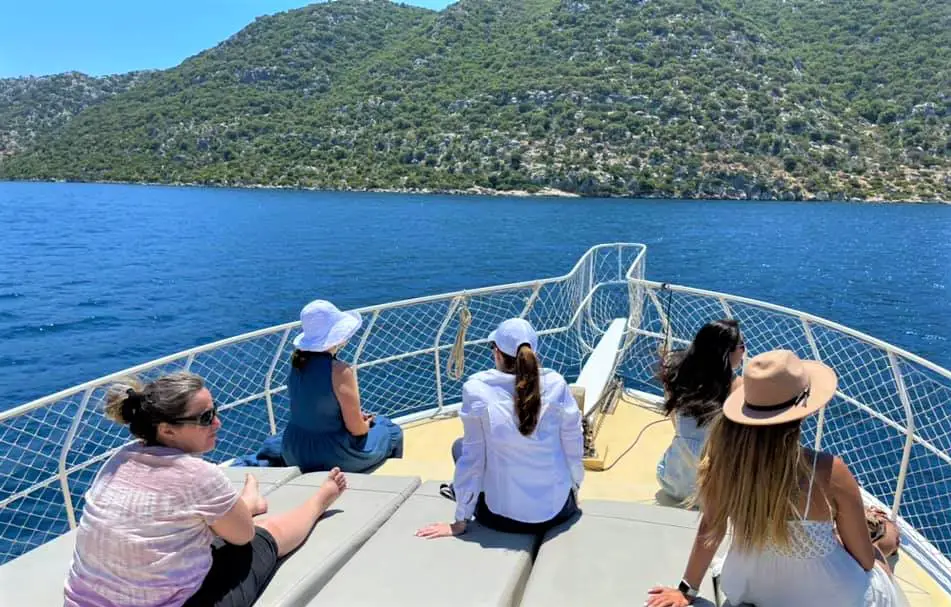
[678,579,698,601]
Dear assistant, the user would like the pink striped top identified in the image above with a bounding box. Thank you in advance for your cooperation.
[64,442,239,607]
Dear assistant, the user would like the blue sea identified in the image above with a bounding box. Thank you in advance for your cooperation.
[1,181,948,409]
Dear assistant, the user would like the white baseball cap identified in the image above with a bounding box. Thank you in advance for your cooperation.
[488,318,538,357]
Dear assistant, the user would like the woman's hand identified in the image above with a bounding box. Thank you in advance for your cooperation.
[866,507,901,557]
[646,586,691,607]
[415,520,467,539]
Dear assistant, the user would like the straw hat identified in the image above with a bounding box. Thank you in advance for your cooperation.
[723,350,837,426]
[292,300,362,353]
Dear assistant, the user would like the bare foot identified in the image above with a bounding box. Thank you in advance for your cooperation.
[241,473,268,516]
[311,467,347,511]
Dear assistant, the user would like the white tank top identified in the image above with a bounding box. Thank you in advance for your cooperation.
[717,455,909,607]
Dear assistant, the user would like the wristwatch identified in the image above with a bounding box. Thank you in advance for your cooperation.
[678,579,698,603]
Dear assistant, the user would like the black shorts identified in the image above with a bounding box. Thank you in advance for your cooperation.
[184,527,279,607]
[474,489,580,535]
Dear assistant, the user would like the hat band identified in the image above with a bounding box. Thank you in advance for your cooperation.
[745,385,811,412]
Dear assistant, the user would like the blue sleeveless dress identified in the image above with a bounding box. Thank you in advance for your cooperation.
[282,353,403,473]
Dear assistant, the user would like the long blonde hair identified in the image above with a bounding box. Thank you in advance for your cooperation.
[695,415,812,551]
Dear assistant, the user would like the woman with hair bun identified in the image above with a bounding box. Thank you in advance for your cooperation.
[64,371,348,607]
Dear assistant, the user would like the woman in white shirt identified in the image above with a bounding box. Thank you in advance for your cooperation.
[416,318,584,538]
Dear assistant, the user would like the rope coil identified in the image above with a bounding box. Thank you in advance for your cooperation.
[445,297,472,381]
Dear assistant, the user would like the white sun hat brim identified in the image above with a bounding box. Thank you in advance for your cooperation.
[293,306,362,353]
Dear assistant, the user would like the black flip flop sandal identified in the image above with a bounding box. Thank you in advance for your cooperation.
[439,483,455,501]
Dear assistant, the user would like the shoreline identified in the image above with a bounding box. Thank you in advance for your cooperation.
[3,177,949,204]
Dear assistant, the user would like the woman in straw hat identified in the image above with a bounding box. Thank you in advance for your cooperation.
[646,350,907,607]
[281,300,403,473]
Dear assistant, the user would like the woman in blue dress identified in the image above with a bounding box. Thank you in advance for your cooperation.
[281,299,404,473]
[655,319,744,504]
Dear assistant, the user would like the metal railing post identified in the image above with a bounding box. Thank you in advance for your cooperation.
[801,320,827,451]
[586,253,598,329]
[519,284,541,319]
[617,243,623,281]
[623,249,645,351]
[433,297,463,414]
[352,310,380,381]
[57,387,95,529]
[888,352,916,518]
[647,287,671,357]
[262,329,291,436]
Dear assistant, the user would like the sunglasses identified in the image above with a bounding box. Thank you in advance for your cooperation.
[169,404,218,427]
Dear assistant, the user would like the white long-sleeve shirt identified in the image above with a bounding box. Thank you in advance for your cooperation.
[452,368,584,523]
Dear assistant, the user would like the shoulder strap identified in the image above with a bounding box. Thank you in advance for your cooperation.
[801,451,820,520]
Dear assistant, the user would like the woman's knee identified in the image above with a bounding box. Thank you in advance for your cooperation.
[257,519,283,544]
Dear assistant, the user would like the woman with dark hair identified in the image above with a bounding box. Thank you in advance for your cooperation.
[656,319,745,503]
[416,318,584,539]
[64,371,348,607]
[281,299,403,473]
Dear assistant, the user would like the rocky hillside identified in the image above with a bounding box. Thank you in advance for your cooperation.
[1,0,948,201]
[0,72,147,156]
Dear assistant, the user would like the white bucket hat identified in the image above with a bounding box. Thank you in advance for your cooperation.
[293,299,362,353]
[488,318,538,357]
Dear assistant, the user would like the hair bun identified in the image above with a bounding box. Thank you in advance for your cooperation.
[121,389,143,422]
[104,378,146,425]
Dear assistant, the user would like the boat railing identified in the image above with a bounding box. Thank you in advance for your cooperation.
[0,243,646,565]
[0,241,949,592]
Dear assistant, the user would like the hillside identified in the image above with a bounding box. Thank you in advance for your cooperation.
[0,72,147,157]
[1,0,948,201]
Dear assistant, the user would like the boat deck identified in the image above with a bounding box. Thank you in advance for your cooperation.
[373,393,951,607]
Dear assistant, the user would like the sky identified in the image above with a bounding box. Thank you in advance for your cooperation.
[0,0,452,78]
